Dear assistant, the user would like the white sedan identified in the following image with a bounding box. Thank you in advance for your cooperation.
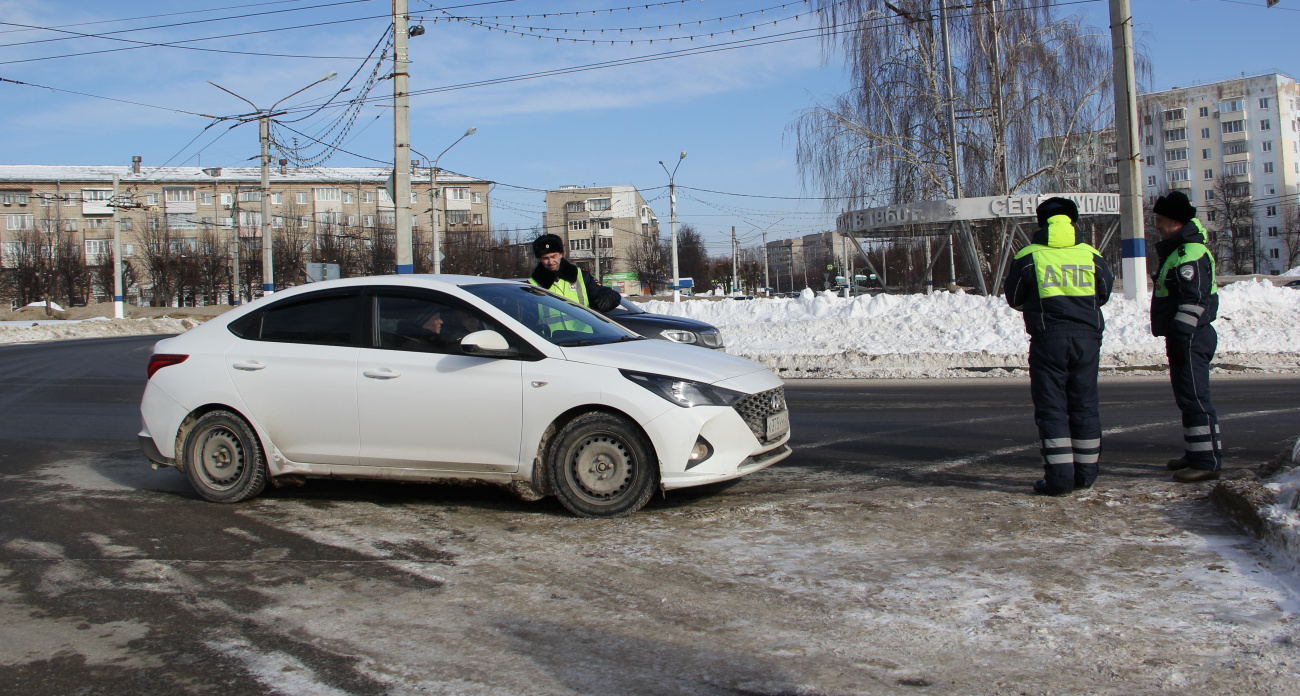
[138,276,792,517]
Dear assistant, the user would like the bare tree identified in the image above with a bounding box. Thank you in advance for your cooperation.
[676,224,710,289]
[5,228,49,307]
[1206,176,1256,274]
[195,229,230,304]
[628,229,668,294]
[139,219,181,306]
[1280,202,1300,273]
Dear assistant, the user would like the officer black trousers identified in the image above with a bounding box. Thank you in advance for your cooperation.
[1029,336,1102,491]
[1166,325,1222,470]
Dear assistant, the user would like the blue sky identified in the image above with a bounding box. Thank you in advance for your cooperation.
[0,0,1297,255]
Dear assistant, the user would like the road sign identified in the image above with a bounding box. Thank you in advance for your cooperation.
[385,170,396,204]
[305,263,340,282]
[426,250,445,263]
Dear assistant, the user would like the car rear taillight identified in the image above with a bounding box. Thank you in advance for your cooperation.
[147,354,188,380]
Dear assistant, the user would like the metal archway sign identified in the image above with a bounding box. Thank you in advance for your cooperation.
[836,193,1121,295]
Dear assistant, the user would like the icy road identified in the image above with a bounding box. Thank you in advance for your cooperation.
[2,336,1299,695]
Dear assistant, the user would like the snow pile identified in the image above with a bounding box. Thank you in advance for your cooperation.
[1282,266,1300,277]
[0,317,199,345]
[1261,436,1300,565]
[646,280,1300,377]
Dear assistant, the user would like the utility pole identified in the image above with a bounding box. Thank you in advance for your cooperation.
[1111,0,1146,299]
[939,0,962,293]
[258,116,273,294]
[731,226,738,293]
[393,0,414,274]
[762,231,770,294]
[112,174,124,319]
[660,152,686,302]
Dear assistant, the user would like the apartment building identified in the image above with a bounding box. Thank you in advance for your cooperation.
[542,185,660,295]
[1138,72,1300,273]
[1038,130,1120,193]
[0,161,492,275]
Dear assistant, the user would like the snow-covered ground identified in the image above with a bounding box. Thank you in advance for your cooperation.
[0,317,197,344]
[1261,436,1300,566]
[646,280,1300,377]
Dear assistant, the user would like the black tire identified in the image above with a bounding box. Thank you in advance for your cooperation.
[181,410,267,503]
[549,412,659,518]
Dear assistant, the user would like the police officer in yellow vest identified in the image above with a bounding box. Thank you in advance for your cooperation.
[1004,198,1115,496]
[1150,191,1223,482]
[528,233,621,312]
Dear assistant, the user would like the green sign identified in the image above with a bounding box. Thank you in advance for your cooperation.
[603,272,638,281]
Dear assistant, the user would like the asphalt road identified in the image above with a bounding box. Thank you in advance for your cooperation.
[2,336,1299,695]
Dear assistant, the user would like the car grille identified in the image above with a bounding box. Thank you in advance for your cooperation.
[699,329,723,348]
[732,387,787,442]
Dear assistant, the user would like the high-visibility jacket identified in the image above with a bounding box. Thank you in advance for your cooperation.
[528,258,599,335]
[1151,218,1217,337]
[1003,215,1115,338]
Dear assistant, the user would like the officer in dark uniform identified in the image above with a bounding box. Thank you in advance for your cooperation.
[528,234,621,312]
[1150,191,1223,482]
[1004,197,1115,496]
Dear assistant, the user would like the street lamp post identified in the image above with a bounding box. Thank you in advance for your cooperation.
[415,127,476,275]
[659,152,687,302]
[208,71,337,296]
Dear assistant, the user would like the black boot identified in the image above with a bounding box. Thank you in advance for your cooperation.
[1033,480,1073,496]
[1173,468,1220,483]
[1166,457,1191,471]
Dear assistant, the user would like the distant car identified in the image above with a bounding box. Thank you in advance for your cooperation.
[138,276,790,518]
[602,297,726,350]
[1286,279,1300,288]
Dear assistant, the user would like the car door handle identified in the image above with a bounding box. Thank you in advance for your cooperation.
[232,361,266,371]
[363,369,401,379]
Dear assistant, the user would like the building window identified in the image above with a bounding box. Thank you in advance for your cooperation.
[1202,148,1212,159]
[1268,226,1279,237]
[220,217,234,229]
[1200,128,1211,139]
[84,239,112,259]
[1207,210,1218,222]
[1204,169,1214,180]
[237,189,260,203]
[1166,169,1190,183]
[219,193,232,206]
[1260,97,1270,109]
[1220,100,1243,113]
[379,211,395,226]
[1263,140,1273,152]
[164,188,195,203]
[363,215,375,228]
[587,197,612,211]
[62,194,77,207]
[1260,119,1272,131]
[472,192,482,204]
[36,193,54,206]
[145,193,159,206]
[1163,128,1186,142]
[6,214,34,230]
[1143,114,1152,125]
[377,188,391,203]
[1266,205,1277,217]
[1145,156,1155,166]
[447,210,471,225]
[343,192,354,204]
[446,187,469,201]
[1223,162,1250,177]
[1145,136,1154,146]
[1264,162,1275,173]
[121,218,133,231]
[362,191,374,203]
[598,220,611,230]
[1266,184,1276,195]
[1163,108,1185,122]
[314,188,340,202]
[566,200,585,213]
[296,192,309,205]
[598,236,613,249]
[1224,141,1249,156]
[1223,120,1245,134]
[198,192,212,205]
[410,192,418,204]
[1270,248,1280,259]
[570,238,592,251]
[472,213,483,225]
[569,220,588,232]
[1199,106,1210,118]
[272,216,284,228]
[271,193,282,205]
[1205,190,1215,201]
[1165,148,1188,162]
[1147,175,1157,186]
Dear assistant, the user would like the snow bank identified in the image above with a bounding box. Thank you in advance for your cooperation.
[646,280,1300,377]
[1259,437,1300,566]
[0,317,198,345]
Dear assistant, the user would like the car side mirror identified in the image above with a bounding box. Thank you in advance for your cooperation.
[460,329,513,357]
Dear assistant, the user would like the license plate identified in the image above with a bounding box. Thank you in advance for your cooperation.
[765,410,790,439]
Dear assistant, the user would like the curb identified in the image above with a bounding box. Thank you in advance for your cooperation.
[1209,436,1300,551]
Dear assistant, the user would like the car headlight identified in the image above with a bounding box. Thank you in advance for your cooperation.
[620,370,744,408]
[661,329,697,344]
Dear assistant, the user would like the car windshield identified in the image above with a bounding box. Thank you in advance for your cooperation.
[463,283,643,347]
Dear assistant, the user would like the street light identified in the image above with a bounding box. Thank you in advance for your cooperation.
[659,151,686,302]
[208,71,337,296]
[415,127,477,274]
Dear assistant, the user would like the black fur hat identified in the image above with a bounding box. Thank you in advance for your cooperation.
[532,233,564,258]
[1036,197,1079,226]
[1153,191,1196,224]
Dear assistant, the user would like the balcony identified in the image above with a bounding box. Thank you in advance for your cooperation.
[1223,151,1251,164]
[1170,179,1192,190]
